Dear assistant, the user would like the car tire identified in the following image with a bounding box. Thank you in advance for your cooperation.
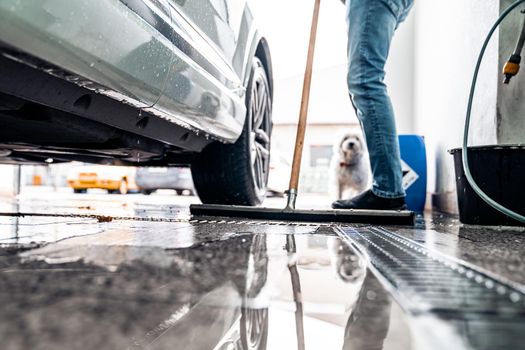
[191,57,272,206]
[141,190,154,195]
[74,189,87,194]
[175,189,184,196]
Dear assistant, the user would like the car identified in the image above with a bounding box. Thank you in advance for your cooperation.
[0,0,273,205]
[135,167,195,195]
[67,165,137,194]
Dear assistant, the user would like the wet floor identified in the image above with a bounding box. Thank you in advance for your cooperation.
[1,223,414,350]
[0,190,524,350]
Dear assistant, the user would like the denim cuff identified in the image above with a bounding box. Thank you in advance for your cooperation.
[372,187,405,199]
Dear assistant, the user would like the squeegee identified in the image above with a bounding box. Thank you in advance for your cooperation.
[190,0,415,225]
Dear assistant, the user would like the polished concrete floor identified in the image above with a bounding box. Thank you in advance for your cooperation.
[0,189,524,350]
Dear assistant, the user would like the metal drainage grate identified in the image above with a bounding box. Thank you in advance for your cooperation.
[336,226,525,317]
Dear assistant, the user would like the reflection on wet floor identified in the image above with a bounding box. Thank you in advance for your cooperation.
[0,222,415,350]
[339,226,525,349]
[1,193,525,350]
[390,213,525,286]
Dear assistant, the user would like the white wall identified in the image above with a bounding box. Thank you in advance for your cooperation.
[252,0,416,131]
[0,165,15,197]
[273,65,356,125]
[497,0,525,144]
[253,0,503,212]
[413,0,500,212]
[386,12,416,135]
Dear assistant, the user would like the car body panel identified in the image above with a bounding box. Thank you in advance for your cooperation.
[0,0,174,108]
[0,0,265,144]
[0,0,272,169]
[124,0,248,142]
[168,0,250,78]
[149,0,257,142]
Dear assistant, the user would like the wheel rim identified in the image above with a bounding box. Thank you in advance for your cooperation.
[249,62,272,199]
[244,308,267,349]
[242,234,269,349]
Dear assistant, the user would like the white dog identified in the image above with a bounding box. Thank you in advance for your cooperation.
[329,132,371,200]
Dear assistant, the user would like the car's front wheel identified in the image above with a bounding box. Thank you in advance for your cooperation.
[191,57,272,206]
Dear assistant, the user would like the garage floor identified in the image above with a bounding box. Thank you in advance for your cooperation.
[0,190,524,350]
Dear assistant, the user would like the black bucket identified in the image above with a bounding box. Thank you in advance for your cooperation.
[449,145,525,226]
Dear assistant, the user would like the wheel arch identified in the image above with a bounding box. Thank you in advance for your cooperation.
[191,37,273,206]
[254,38,274,101]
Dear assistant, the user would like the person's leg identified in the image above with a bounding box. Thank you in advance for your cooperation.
[356,0,411,192]
[332,0,412,210]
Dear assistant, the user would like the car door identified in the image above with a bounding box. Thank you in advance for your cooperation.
[148,0,250,143]
[0,0,175,109]
[169,0,239,64]
[170,0,254,81]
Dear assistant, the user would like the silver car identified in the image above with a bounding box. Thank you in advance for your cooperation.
[0,0,273,205]
[136,167,195,195]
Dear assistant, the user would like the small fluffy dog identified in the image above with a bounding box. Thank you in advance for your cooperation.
[329,132,370,200]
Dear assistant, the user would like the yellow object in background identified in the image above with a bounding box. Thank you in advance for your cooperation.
[32,175,42,186]
[67,165,137,194]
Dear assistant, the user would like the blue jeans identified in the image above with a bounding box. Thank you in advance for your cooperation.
[346,0,413,199]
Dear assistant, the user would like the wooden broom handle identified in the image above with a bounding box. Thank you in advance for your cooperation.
[288,0,321,191]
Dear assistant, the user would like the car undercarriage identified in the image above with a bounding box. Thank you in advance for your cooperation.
[0,48,213,166]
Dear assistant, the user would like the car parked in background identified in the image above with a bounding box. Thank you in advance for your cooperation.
[0,0,273,205]
[267,151,292,197]
[136,167,194,195]
[67,165,137,194]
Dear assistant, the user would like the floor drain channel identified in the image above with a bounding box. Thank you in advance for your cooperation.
[337,226,525,314]
[336,226,525,349]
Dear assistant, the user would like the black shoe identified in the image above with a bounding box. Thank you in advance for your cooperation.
[331,190,407,210]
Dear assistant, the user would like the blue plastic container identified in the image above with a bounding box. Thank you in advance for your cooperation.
[399,135,427,212]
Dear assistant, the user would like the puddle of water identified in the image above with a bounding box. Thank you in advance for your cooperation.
[0,233,415,350]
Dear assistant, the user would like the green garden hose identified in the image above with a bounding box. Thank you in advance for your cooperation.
[464,0,525,224]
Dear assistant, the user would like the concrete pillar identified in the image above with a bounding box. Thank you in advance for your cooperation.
[0,165,16,197]
[13,165,21,195]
